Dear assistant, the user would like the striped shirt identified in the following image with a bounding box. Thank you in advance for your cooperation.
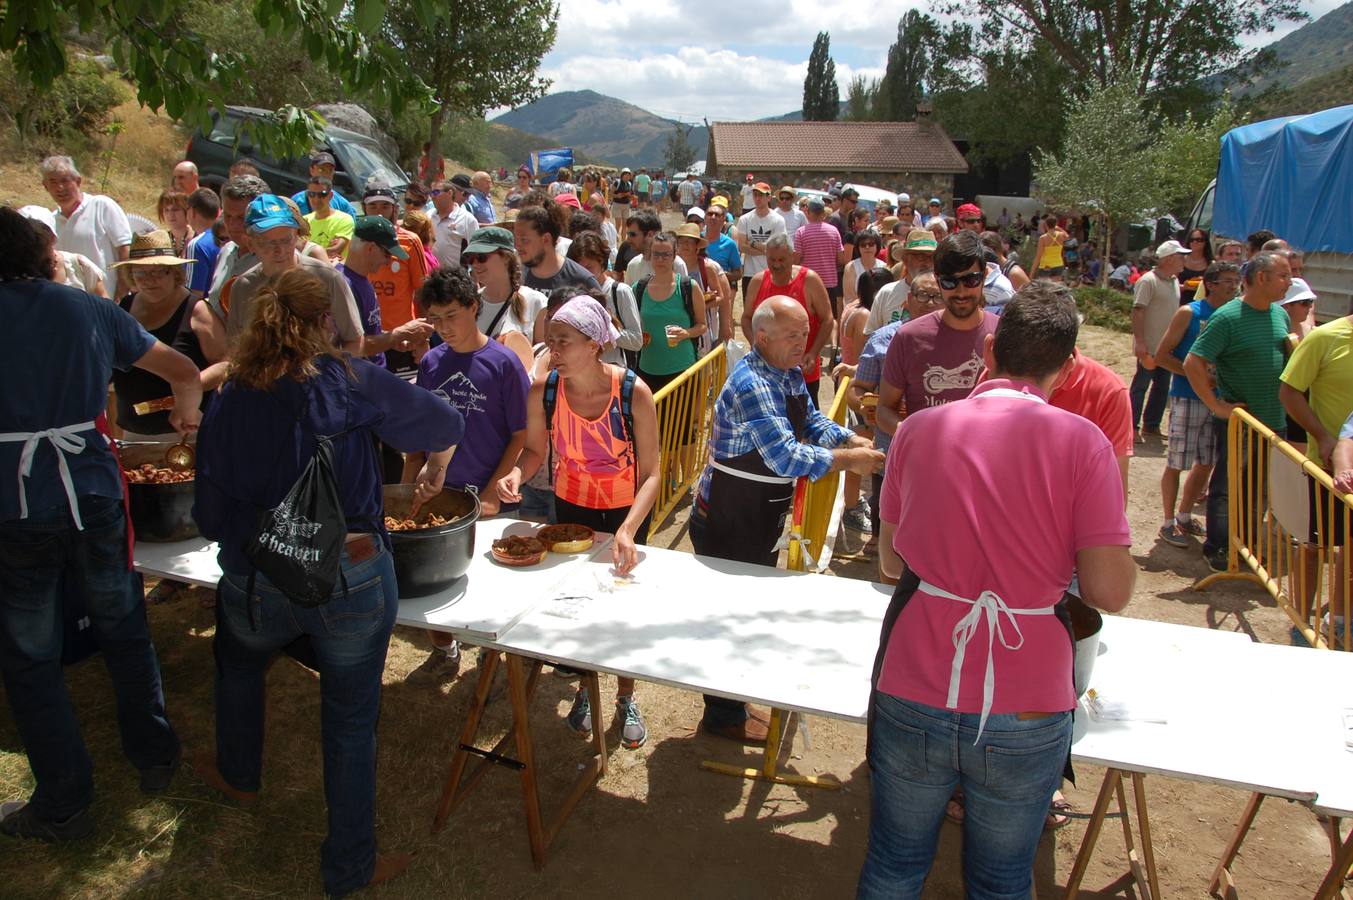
[793,222,844,288]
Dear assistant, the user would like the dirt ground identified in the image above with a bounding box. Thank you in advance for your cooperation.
[0,240,1338,892]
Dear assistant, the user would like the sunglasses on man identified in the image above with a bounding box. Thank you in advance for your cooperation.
[936,271,985,290]
[462,252,494,265]
[307,189,331,198]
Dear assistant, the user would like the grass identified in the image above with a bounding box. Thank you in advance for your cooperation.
[1074,285,1133,333]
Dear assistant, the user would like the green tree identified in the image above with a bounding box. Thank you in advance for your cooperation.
[939,0,1305,100]
[1,0,438,155]
[842,75,877,121]
[802,31,839,121]
[1153,96,1240,215]
[664,122,697,174]
[877,11,939,121]
[1034,78,1165,286]
[381,0,558,179]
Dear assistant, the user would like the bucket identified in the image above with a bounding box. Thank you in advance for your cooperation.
[1066,595,1102,697]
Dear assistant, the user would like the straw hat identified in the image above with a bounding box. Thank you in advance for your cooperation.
[111,230,193,267]
[673,223,708,247]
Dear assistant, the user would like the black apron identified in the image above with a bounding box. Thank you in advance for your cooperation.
[866,572,1080,784]
[693,393,808,567]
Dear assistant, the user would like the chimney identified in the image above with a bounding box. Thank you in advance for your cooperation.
[915,100,933,124]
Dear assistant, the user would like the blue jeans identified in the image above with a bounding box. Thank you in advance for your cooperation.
[0,495,178,820]
[1129,362,1171,431]
[215,544,398,897]
[857,693,1071,900]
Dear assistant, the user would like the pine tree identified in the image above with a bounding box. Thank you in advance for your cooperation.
[878,11,938,121]
[802,32,839,121]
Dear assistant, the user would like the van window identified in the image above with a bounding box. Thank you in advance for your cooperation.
[339,140,406,191]
[208,115,238,147]
[1196,183,1214,233]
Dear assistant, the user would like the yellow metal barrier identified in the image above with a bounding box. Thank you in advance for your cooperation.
[787,377,851,573]
[650,345,729,528]
[1195,408,1353,650]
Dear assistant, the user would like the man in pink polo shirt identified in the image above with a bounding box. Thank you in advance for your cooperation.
[858,281,1135,900]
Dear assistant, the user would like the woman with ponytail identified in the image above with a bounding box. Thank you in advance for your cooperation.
[192,267,463,897]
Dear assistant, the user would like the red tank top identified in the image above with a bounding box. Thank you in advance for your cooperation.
[754,266,821,380]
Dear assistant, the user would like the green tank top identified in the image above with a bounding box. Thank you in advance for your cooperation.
[637,276,697,376]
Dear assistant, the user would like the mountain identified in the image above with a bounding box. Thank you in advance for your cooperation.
[491,89,706,169]
[483,122,610,170]
[1230,0,1353,94]
[1247,59,1353,119]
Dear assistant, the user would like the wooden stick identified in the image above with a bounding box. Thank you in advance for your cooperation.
[1064,769,1121,898]
[506,653,547,870]
[1209,791,1265,898]
[431,649,501,833]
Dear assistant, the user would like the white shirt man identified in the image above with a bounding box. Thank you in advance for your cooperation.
[736,184,788,281]
[430,179,479,267]
[776,189,807,247]
[740,176,756,212]
[41,156,132,292]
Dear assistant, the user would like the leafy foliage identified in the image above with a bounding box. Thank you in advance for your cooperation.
[876,11,939,121]
[383,0,557,176]
[0,0,437,156]
[0,52,126,146]
[1152,97,1239,215]
[1074,286,1133,333]
[802,32,839,122]
[664,122,697,175]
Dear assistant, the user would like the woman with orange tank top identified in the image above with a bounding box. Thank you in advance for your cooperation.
[498,293,660,749]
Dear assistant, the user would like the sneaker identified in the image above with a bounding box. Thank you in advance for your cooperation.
[405,643,461,684]
[566,688,592,735]
[615,696,647,749]
[140,745,181,795]
[1158,522,1191,548]
[0,801,94,842]
[1206,551,1229,573]
[843,500,872,534]
[553,664,581,679]
[1176,516,1205,537]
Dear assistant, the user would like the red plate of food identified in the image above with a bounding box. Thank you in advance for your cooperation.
[491,535,547,567]
[537,523,595,554]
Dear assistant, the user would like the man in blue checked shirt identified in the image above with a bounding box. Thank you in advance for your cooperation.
[690,296,884,743]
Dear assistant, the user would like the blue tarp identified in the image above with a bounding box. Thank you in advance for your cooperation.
[1213,104,1353,254]
[528,148,574,179]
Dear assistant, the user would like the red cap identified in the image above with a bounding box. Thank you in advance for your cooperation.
[956,203,983,219]
[555,192,582,210]
[753,182,772,194]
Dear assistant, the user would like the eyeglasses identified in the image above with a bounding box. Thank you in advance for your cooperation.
[779,195,795,201]
[649,251,674,260]
[403,197,420,205]
[912,290,944,304]
[307,190,331,198]
[1190,236,1206,243]
[462,252,494,265]
[936,271,984,290]
[430,189,444,197]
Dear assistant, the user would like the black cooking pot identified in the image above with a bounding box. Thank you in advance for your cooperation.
[118,442,199,543]
[383,484,480,598]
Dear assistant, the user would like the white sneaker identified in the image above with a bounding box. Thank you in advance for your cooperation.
[843,500,872,534]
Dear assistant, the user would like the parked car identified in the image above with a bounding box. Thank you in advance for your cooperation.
[186,106,411,200]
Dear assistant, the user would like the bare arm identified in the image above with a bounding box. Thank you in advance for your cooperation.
[191,300,231,391]
[1282,383,1335,466]
[479,429,527,517]
[879,520,903,580]
[681,282,708,340]
[716,272,734,343]
[1184,353,1236,420]
[739,273,763,342]
[497,379,548,501]
[133,341,204,434]
[613,379,661,575]
[1130,306,1149,360]
[1333,436,1353,494]
[876,378,905,436]
[802,273,834,367]
[1006,264,1030,289]
[498,330,535,373]
[1152,305,1193,377]
[362,319,435,357]
[1075,544,1135,613]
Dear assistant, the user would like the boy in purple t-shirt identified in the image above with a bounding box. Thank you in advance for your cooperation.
[404,266,530,682]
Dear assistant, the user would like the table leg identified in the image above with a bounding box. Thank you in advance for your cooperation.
[700,706,843,789]
[542,670,607,851]
[1130,773,1161,900]
[1064,769,1121,899]
[1315,820,1353,900]
[431,649,501,833]
[1209,792,1265,899]
[505,653,547,870]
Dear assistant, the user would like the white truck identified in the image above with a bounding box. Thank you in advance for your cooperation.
[1185,105,1353,322]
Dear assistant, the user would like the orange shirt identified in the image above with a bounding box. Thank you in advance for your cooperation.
[552,366,636,510]
[368,226,428,329]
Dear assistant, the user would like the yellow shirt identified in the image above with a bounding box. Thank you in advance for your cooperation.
[304,211,354,259]
[1279,316,1353,464]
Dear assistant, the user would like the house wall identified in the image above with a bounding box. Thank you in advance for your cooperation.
[713,168,956,204]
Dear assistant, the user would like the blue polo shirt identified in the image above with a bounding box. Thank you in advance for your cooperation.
[193,356,464,573]
[188,228,221,295]
[0,281,154,520]
[705,233,742,274]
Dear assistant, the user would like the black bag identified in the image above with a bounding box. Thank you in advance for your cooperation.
[245,431,348,608]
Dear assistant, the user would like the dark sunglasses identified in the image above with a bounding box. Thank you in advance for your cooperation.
[307,190,331,198]
[403,196,421,205]
[462,252,493,265]
[430,189,444,197]
[936,271,984,290]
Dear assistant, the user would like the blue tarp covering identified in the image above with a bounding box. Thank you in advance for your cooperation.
[528,148,574,178]
[1213,104,1353,253]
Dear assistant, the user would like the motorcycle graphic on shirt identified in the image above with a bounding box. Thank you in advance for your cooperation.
[922,354,983,404]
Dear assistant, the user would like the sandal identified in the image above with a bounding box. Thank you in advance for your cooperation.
[945,788,965,825]
[1046,795,1073,831]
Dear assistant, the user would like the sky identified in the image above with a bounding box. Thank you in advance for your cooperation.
[514,0,1345,123]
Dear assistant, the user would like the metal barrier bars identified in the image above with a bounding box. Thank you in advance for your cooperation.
[649,346,729,529]
[1195,408,1353,651]
[787,377,851,573]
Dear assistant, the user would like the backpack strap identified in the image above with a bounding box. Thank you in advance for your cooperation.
[634,275,652,311]
[678,275,698,347]
[543,368,560,475]
[619,367,636,450]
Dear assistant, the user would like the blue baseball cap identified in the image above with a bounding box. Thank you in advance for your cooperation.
[245,194,298,233]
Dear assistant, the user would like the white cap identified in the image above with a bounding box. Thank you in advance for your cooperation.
[1279,277,1317,306]
[897,192,911,204]
[1156,239,1186,258]
[686,206,705,222]
[18,205,57,236]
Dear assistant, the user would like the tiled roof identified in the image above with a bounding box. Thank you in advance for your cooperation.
[709,120,968,174]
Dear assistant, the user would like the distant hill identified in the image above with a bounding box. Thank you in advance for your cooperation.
[482,122,610,170]
[1247,61,1353,119]
[492,89,706,169]
[758,102,847,122]
[1229,0,1353,94]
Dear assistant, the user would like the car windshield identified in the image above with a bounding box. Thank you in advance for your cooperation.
[340,139,406,190]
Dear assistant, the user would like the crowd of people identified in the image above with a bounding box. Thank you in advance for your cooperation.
[0,145,1340,899]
